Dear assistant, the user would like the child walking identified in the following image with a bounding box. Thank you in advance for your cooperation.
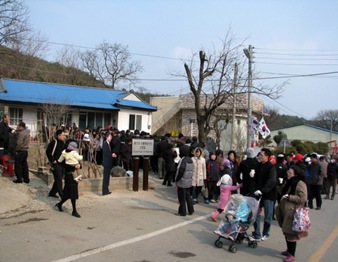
[211,174,242,222]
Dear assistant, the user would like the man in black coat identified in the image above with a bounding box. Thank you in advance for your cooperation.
[325,156,338,200]
[237,148,257,196]
[110,129,121,167]
[155,136,168,179]
[252,148,277,241]
[46,129,66,198]
[0,114,13,155]
[102,132,113,195]
[308,153,323,210]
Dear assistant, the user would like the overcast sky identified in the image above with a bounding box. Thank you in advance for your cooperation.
[26,0,338,120]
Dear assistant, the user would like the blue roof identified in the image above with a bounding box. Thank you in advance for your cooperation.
[116,99,157,111]
[0,79,157,111]
[304,124,338,135]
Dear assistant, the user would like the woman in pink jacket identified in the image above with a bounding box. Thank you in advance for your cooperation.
[211,174,242,222]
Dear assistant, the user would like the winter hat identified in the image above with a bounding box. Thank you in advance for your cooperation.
[68,141,78,149]
[246,148,255,158]
[223,158,231,167]
[217,174,233,186]
[293,153,303,161]
[310,153,318,159]
[83,133,90,141]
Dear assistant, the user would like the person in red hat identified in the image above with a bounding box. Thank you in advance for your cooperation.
[292,154,306,179]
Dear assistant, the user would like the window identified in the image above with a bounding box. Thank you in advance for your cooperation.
[9,108,23,125]
[96,112,102,128]
[136,115,142,130]
[79,112,87,130]
[129,114,142,130]
[104,113,112,128]
[129,115,135,130]
[87,112,95,130]
[79,111,112,130]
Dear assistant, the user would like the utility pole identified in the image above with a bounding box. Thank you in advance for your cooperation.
[243,45,254,149]
[230,63,238,150]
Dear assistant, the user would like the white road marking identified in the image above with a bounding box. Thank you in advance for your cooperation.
[51,214,209,262]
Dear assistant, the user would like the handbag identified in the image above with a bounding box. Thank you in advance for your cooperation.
[292,206,311,232]
[201,185,208,198]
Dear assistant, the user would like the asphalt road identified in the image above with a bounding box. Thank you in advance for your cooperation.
[0,175,337,262]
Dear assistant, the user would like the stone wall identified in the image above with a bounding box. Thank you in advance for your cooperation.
[32,167,155,192]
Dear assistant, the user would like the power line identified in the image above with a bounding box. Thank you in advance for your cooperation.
[255,71,338,80]
[2,60,338,82]
[261,71,338,79]
[256,52,338,57]
[26,39,188,61]
[257,57,338,61]
[255,47,338,53]
[259,95,311,120]
[255,61,338,66]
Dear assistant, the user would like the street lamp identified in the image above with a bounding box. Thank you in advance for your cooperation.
[243,45,254,149]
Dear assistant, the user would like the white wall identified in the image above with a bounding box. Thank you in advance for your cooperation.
[6,105,38,138]
[118,109,152,133]
[124,93,140,101]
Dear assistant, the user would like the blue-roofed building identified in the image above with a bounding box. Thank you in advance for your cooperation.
[0,78,157,138]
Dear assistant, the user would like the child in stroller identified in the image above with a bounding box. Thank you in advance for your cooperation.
[213,194,260,253]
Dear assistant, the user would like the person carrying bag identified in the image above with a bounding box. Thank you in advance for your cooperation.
[276,165,308,262]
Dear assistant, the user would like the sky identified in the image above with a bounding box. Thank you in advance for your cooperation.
[25,0,338,120]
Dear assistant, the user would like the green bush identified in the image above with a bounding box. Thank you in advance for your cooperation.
[291,139,302,148]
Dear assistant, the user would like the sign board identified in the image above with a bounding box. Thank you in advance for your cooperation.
[278,137,291,148]
[132,138,154,156]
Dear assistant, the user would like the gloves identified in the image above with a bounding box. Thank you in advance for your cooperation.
[254,190,262,196]
[249,169,255,178]
[282,194,289,200]
[74,175,83,182]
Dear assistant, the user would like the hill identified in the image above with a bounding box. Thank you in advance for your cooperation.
[0,45,104,87]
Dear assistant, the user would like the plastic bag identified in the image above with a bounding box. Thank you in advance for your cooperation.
[201,185,208,198]
[292,207,311,232]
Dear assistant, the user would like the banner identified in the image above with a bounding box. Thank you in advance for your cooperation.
[258,117,271,139]
[251,117,260,130]
[250,117,271,139]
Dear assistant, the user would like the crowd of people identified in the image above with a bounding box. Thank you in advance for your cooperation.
[2,116,338,261]
[152,133,338,262]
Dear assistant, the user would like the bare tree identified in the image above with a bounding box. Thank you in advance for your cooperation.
[210,108,230,149]
[233,125,246,154]
[0,0,30,46]
[2,30,49,79]
[313,109,338,132]
[55,45,101,86]
[8,30,48,58]
[178,31,283,143]
[80,41,143,89]
[39,102,71,139]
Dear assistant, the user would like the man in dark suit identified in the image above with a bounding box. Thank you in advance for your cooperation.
[46,129,66,198]
[0,114,13,154]
[102,132,113,195]
[110,129,121,167]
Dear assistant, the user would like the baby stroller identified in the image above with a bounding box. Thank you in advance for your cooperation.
[214,195,261,253]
